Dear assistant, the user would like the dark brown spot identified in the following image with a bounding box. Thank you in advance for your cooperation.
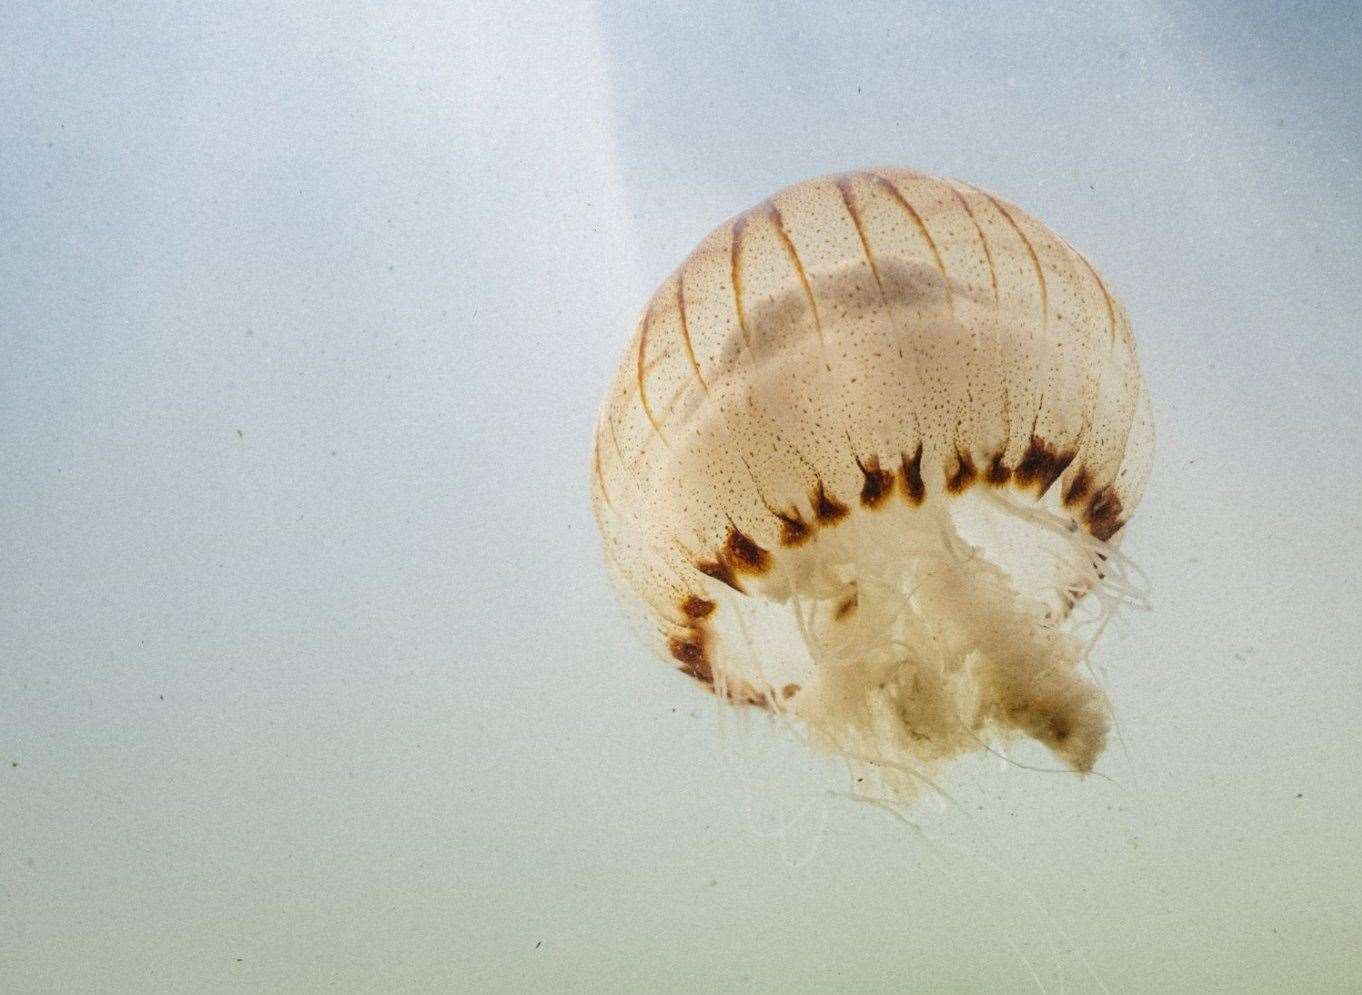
[668,630,712,686]
[811,480,850,525]
[1084,486,1124,541]
[781,683,801,700]
[729,684,771,708]
[668,634,706,665]
[669,623,771,708]
[857,455,894,508]
[676,657,713,686]
[774,507,812,547]
[986,451,1011,486]
[946,449,978,494]
[680,595,715,620]
[1063,466,1093,506]
[899,444,925,505]
[724,525,771,574]
[834,589,859,621]
[696,558,744,593]
[1015,435,1076,495]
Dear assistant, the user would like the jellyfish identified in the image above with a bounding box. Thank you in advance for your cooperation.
[591,169,1152,801]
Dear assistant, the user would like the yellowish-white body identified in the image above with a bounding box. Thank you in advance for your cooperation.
[591,169,1152,799]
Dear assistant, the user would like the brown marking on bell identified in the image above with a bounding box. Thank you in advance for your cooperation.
[949,183,1000,304]
[1084,486,1125,541]
[834,589,859,621]
[857,454,894,508]
[899,444,926,505]
[946,448,978,494]
[837,175,889,293]
[1015,435,1076,495]
[869,173,950,300]
[668,627,712,686]
[781,683,801,699]
[811,479,850,525]
[986,191,1047,326]
[835,175,863,226]
[674,275,708,393]
[765,202,822,341]
[733,687,771,708]
[676,655,714,687]
[676,645,772,708]
[592,439,615,509]
[1073,247,1118,347]
[674,634,771,708]
[634,306,663,442]
[729,212,754,353]
[696,557,744,593]
[724,524,771,574]
[726,681,774,708]
[680,594,716,620]
[773,506,813,547]
[1063,466,1093,506]
[986,451,1012,486]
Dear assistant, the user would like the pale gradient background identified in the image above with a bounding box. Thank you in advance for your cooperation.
[3,2,1361,992]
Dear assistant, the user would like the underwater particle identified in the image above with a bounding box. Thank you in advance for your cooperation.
[590,168,1153,801]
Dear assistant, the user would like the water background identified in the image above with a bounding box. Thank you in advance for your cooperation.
[3,2,1360,991]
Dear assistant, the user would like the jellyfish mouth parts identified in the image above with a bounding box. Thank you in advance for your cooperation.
[676,487,1145,797]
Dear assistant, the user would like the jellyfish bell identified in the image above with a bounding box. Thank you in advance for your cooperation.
[592,168,1152,801]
